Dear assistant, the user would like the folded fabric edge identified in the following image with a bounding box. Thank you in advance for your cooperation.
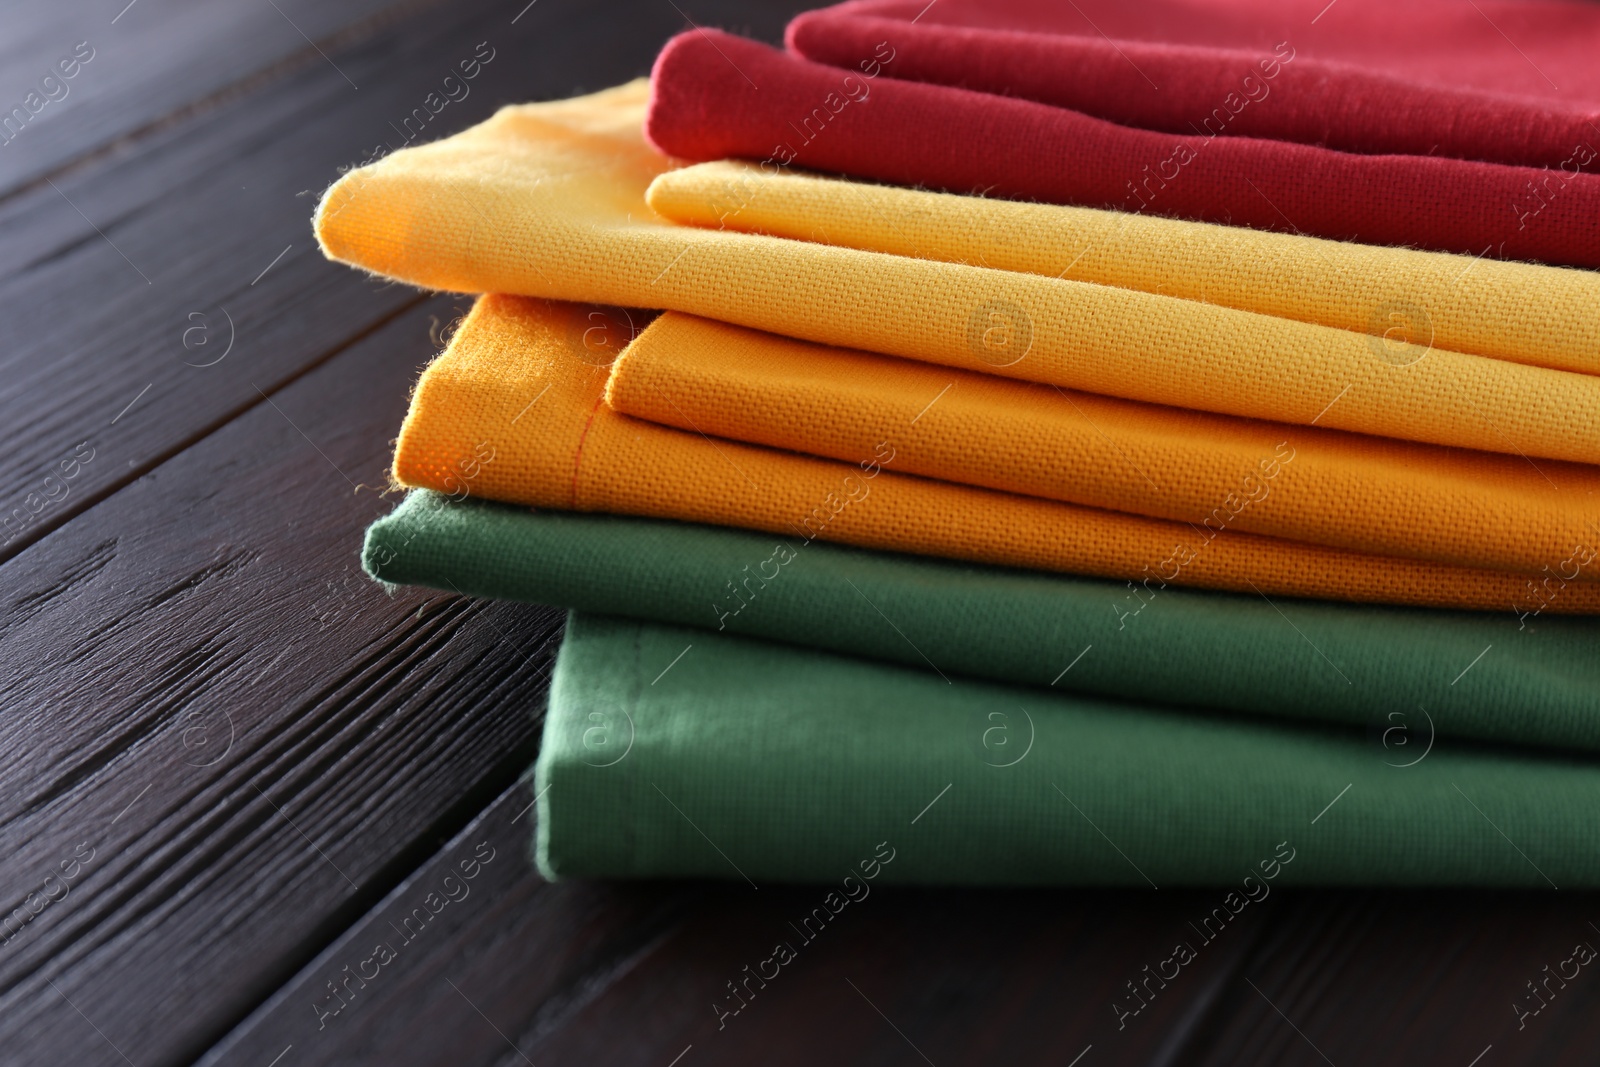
[533,610,1600,887]
[359,490,1600,756]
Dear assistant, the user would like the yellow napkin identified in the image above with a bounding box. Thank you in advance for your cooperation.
[316,81,1600,466]
[648,160,1600,377]
[391,294,1600,614]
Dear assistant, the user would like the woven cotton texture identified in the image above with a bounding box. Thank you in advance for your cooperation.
[788,0,1600,169]
[608,312,1600,579]
[647,29,1600,270]
[390,294,1600,613]
[314,82,1600,463]
[537,614,1600,886]
[649,160,1600,376]
[364,492,1600,752]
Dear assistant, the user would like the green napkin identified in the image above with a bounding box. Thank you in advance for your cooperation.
[536,613,1600,887]
[364,491,1600,751]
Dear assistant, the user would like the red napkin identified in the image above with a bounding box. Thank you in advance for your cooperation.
[645,27,1600,267]
[789,0,1600,170]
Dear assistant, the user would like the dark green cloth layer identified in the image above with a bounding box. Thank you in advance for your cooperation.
[537,613,1600,886]
[364,491,1600,751]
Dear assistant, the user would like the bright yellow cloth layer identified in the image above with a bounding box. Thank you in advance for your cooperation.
[392,294,1600,614]
[316,81,1600,466]
[647,160,1600,377]
[608,312,1600,581]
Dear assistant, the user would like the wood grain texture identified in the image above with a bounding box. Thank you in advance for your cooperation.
[0,296,563,1066]
[203,808,1600,1067]
[1184,890,1600,1066]
[197,782,708,1067]
[199,776,1270,1067]
[520,885,1272,1067]
[0,0,523,563]
[0,0,424,200]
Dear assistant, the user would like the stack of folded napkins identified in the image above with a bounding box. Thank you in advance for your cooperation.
[321,0,1600,887]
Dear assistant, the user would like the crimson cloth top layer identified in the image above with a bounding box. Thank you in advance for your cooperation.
[787,0,1600,169]
[645,29,1600,267]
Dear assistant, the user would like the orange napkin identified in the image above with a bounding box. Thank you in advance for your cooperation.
[607,312,1600,581]
[391,294,1600,614]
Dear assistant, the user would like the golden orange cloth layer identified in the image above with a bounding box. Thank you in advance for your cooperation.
[316,81,1600,466]
[608,312,1600,581]
[392,294,1600,614]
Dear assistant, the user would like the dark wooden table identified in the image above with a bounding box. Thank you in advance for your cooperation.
[1,1,1596,1063]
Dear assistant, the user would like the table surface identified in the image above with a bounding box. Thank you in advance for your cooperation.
[1,1,1596,1064]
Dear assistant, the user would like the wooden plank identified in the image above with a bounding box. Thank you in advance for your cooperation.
[0,0,422,200]
[200,778,1271,1066]
[203,804,1600,1067]
[0,0,809,565]
[0,296,567,1065]
[1182,890,1600,1065]
[196,782,709,1067]
[0,7,822,1062]
[514,888,1273,1067]
[0,0,527,563]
